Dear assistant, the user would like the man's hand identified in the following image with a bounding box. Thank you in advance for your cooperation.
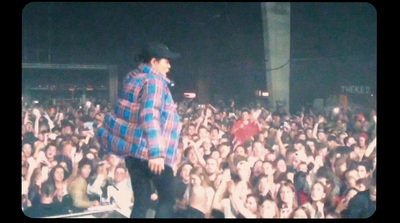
[32,108,41,119]
[148,157,165,175]
[318,116,325,124]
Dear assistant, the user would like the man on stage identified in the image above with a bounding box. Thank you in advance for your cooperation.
[98,42,182,218]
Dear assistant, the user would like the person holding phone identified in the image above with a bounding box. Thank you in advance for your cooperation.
[98,42,181,218]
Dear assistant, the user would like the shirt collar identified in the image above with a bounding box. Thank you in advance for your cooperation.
[138,63,171,84]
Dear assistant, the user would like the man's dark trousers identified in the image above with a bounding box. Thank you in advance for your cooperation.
[125,156,175,218]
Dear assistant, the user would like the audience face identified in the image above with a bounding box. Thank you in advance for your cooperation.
[276,159,287,174]
[262,162,275,176]
[188,125,196,136]
[202,140,213,155]
[210,150,220,161]
[237,160,251,181]
[22,143,33,157]
[279,184,296,205]
[369,184,376,202]
[358,136,366,147]
[187,148,198,165]
[45,145,57,161]
[61,126,73,136]
[198,127,209,139]
[245,195,258,214]
[252,161,263,178]
[190,173,203,186]
[205,158,218,175]
[311,182,326,202]
[114,167,127,184]
[80,164,91,179]
[25,122,34,132]
[265,152,276,163]
[356,165,367,179]
[241,111,250,122]
[349,137,357,146]
[53,166,65,182]
[234,146,246,157]
[180,164,193,184]
[259,199,278,218]
[306,140,315,153]
[108,154,120,166]
[257,176,270,194]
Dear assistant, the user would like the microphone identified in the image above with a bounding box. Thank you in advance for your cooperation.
[169,80,175,88]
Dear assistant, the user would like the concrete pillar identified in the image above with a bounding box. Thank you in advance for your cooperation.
[81,89,86,104]
[22,73,31,106]
[108,65,118,107]
[261,2,291,112]
[196,65,211,104]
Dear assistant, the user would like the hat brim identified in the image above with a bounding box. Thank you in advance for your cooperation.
[164,52,180,59]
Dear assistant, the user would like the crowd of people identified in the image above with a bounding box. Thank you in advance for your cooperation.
[21,96,376,218]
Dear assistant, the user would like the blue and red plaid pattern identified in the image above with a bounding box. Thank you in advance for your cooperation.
[98,64,182,168]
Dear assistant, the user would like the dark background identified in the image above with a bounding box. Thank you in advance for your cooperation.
[22,2,377,112]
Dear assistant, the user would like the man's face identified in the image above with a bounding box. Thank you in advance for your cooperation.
[311,183,326,202]
[294,142,303,151]
[188,149,198,165]
[210,129,219,140]
[22,144,33,157]
[152,58,171,75]
[262,162,274,176]
[45,145,57,160]
[25,122,33,132]
[114,168,126,184]
[235,146,246,157]
[108,154,120,166]
[347,137,356,146]
[358,136,366,147]
[62,126,73,136]
[276,159,287,173]
[318,147,328,158]
[357,165,367,179]
[306,141,315,151]
[190,174,202,186]
[198,128,209,139]
[54,167,65,182]
[317,132,326,141]
[280,185,295,204]
[242,112,250,121]
[211,151,220,161]
[180,164,193,184]
[369,184,376,201]
[188,126,196,136]
[245,196,258,213]
[80,164,91,179]
[205,158,218,175]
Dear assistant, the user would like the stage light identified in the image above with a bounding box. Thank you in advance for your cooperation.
[256,90,269,97]
[333,107,340,114]
[261,92,269,97]
[184,92,196,99]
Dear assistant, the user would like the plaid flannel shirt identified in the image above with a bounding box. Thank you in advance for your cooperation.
[98,64,181,168]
